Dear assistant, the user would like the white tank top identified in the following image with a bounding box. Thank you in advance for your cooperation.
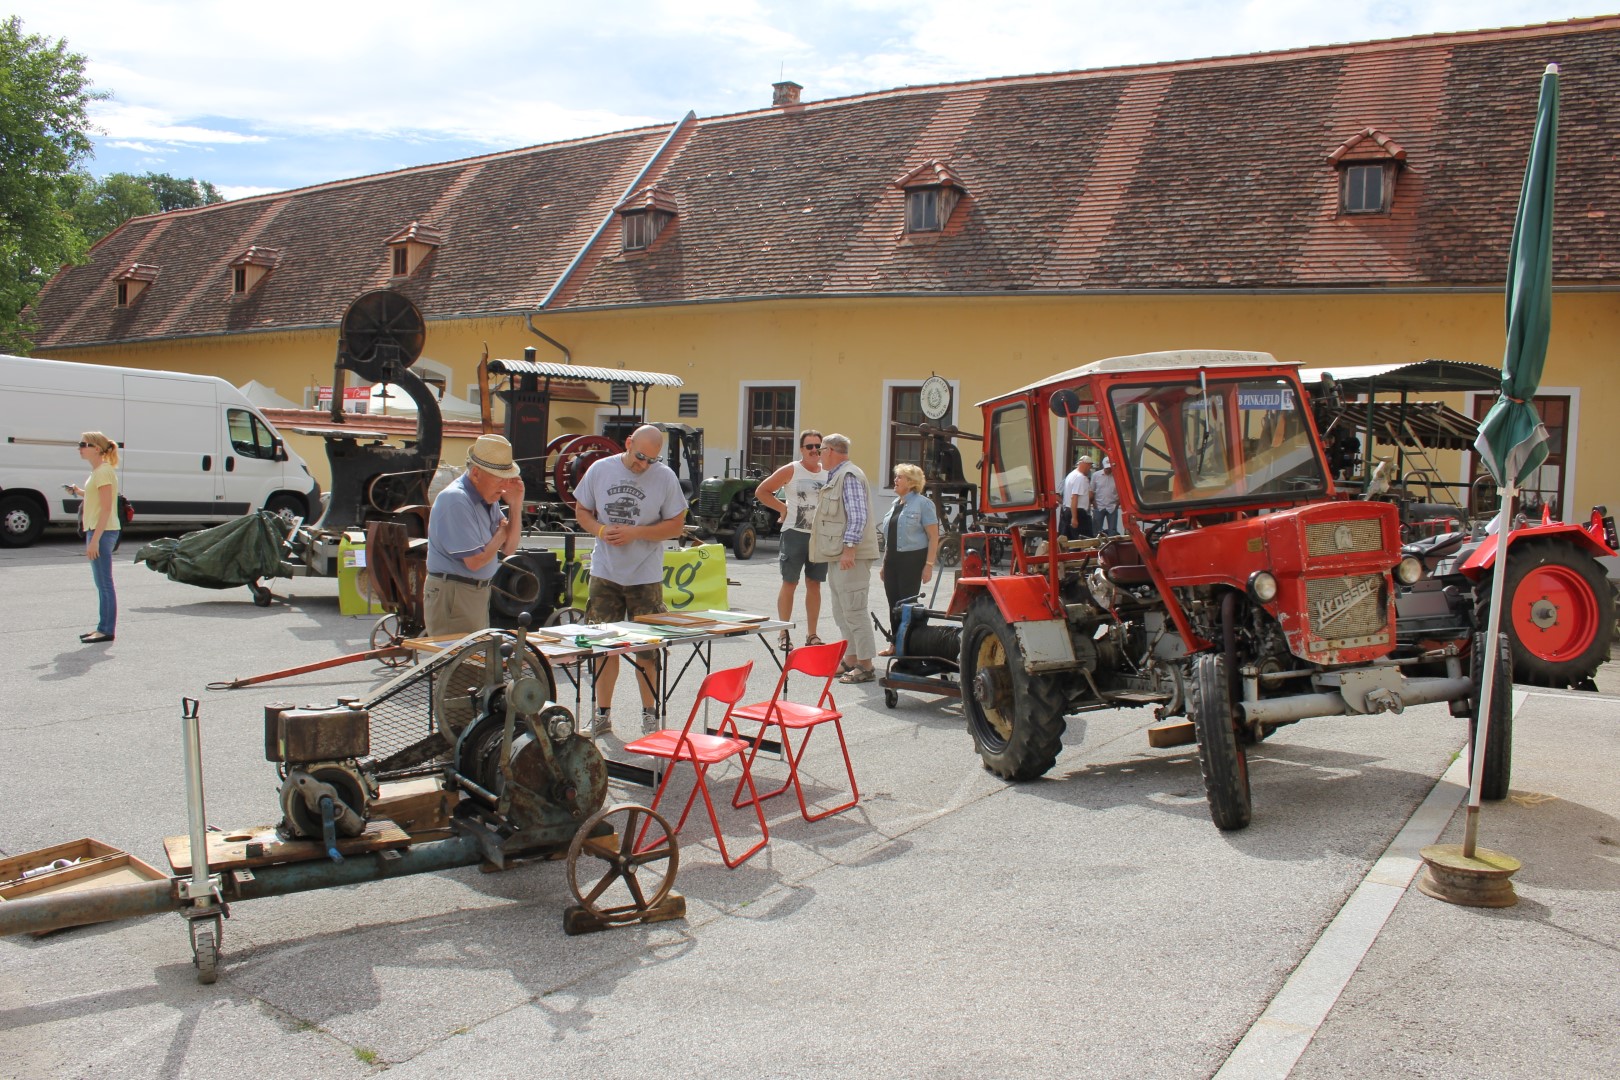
[785,459,826,533]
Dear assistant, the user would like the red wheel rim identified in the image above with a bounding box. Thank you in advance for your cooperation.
[1511,563,1601,662]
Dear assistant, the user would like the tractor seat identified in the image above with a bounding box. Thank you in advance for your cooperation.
[1401,531,1465,560]
[1099,539,1152,586]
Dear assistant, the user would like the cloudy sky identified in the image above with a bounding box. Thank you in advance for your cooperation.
[10,1,1609,200]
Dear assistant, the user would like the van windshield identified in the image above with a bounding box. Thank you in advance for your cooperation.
[1109,376,1326,509]
[228,409,278,460]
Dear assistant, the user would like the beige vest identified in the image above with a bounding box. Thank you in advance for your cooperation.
[810,462,880,562]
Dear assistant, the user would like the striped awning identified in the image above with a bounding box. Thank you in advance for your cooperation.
[488,358,683,388]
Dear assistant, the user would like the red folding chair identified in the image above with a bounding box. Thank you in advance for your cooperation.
[730,640,859,822]
[623,661,768,869]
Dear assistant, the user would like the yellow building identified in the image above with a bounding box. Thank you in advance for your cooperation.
[28,17,1620,518]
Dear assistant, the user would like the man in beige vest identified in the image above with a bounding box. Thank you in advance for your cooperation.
[809,433,879,682]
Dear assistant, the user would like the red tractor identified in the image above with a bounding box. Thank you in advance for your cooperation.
[947,350,1514,830]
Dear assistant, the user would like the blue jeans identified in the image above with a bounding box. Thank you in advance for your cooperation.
[1094,506,1120,534]
[89,530,118,635]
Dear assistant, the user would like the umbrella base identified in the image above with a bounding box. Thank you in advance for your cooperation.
[1417,843,1521,908]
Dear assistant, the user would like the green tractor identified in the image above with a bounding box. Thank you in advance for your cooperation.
[694,461,779,559]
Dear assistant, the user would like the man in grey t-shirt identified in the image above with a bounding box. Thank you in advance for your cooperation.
[573,425,690,739]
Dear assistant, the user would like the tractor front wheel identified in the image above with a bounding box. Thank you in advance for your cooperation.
[960,596,1066,780]
[731,524,757,560]
[1189,653,1252,831]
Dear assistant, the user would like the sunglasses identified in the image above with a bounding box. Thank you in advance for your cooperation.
[78,441,96,449]
[630,450,657,463]
[803,444,822,451]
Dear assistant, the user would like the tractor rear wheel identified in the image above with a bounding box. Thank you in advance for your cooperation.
[731,524,756,560]
[960,596,1066,780]
[1189,653,1251,831]
[1468,632,1513,801]
[1482,538,1613,687]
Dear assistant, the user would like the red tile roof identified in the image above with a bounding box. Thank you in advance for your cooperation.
[29,17,1620,349]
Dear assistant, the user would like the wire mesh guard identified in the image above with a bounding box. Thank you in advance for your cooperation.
[357,631,554,780]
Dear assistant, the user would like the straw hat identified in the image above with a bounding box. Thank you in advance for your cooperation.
[466,434,521,479]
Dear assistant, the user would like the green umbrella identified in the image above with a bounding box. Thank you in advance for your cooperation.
[1466,63,1560,859]
[1473,63,1559,488]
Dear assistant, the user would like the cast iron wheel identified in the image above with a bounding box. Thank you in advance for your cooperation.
[959,595,1067,780]
[0,493,45,548]
[249,582,273,607]
[732,524,757,560]
[566,803,679,925]
[1188,652,1252,831]
[369,613,411,667]
[937,531,961,568]
[263,493,306,522]
[1480,538,1614,688]
[338,290,425,381]
[546,606,585,627]
[1468,632,1513,801]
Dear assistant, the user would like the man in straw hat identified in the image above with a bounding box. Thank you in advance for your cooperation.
[424,433,526,637]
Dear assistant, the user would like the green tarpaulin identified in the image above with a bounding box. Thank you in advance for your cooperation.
[135,512,294,590]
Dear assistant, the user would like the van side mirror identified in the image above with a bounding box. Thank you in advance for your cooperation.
[272,439,288,462]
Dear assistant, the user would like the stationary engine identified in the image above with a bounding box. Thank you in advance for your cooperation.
[265,700,378,851]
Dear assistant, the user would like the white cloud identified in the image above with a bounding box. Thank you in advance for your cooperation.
[90,101,270,145]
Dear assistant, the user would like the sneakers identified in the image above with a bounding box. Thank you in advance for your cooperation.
[641,707,661,735]
[590,708,612,738]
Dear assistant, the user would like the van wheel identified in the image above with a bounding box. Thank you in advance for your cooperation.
[263,494,305,522]
[0,494,46,548]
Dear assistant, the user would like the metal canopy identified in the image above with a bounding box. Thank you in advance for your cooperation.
[1314,399,1480,450]
[488,358,684,388]
[1298,359,1500,394]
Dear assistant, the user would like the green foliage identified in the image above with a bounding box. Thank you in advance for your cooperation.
[0,15,100,352]
[63,171,226,245]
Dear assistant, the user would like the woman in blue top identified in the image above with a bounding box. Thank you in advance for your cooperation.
[876,463,941,655]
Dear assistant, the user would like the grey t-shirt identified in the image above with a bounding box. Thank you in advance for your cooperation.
[574,455,688,586]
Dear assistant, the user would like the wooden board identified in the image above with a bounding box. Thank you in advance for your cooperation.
[0,837,129,888]
[163,817,410,875]
[634,612,720,628]
[0,847,166,902]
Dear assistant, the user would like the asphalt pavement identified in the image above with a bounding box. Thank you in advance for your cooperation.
[1,529,1615,1078]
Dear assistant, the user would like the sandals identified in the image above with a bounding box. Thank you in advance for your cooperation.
[839,665,876,684]
[777,629,793,651]
[805,635,824,647]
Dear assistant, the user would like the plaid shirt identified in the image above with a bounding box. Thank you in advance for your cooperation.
[828,461,869,547]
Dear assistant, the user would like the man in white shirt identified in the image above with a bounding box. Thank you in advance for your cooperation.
[1062,456,1094,539]
[755,429,827,649]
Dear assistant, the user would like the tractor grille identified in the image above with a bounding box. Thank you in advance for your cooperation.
[1305,518,1384,558]
[1305,573,1388,642]
[698,488,724,518]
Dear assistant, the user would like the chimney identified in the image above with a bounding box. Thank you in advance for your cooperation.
[772,80,802,108]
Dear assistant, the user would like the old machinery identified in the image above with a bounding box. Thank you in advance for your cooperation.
[951,350,1499,831]
[265,700,377,856]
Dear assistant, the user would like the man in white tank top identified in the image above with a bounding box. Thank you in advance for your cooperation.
[755,429,828,648]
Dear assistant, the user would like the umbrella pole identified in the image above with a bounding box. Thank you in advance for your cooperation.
[1464,482,1516,858]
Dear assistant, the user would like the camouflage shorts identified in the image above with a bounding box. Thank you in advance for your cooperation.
[585,578,666,624]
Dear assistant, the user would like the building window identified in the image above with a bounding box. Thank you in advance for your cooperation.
[392,247,409,276]
[233,267,247,293]
[678,392,699,418]
[116,281,129,307]
[907,188,958,232]
[746,387,796,474]
[1470,394,1570,519]
[887,386,926,484]
[622,210,672,251]
[1343,164,1387,214]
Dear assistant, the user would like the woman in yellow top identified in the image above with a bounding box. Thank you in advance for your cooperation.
[67,432,120,643]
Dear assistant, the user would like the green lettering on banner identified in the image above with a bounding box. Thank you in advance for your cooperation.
[570,544,728,611]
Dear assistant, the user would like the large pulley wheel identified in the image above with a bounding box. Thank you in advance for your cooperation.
[552,435,620,508]
[1487,538,1614,688]
[959,595,1067,780]
[339,290,425,383]
[433,632,556,743]
[1189,653,1251,831]
[1468,632,1513,801]
[936,531,962,568]
[566,803,679,925]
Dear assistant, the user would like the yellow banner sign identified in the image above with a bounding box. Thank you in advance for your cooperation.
[570,543,730,612]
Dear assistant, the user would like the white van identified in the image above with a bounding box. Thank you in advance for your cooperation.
[0,354,321,547]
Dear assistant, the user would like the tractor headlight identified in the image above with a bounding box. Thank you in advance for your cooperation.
[1395,556,1423,585]
[1248,571,1279,604]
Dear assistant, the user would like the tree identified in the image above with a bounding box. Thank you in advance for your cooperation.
[63,171,226,246]
[0,16,100,353]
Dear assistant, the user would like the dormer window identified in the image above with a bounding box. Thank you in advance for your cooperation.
[385,221,444,277]
[616,185,678,252]
[229,246,282,295]
[895,160,966,235]
[1329,128,1406,216]
[113,263,159,307]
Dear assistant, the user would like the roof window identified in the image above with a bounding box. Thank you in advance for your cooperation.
[113,263,159,307]
[229,246,282,295]
[616,185,678,252]
[385,221,444,277]
[1328,128,1405,216]
[895,160,966,235]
